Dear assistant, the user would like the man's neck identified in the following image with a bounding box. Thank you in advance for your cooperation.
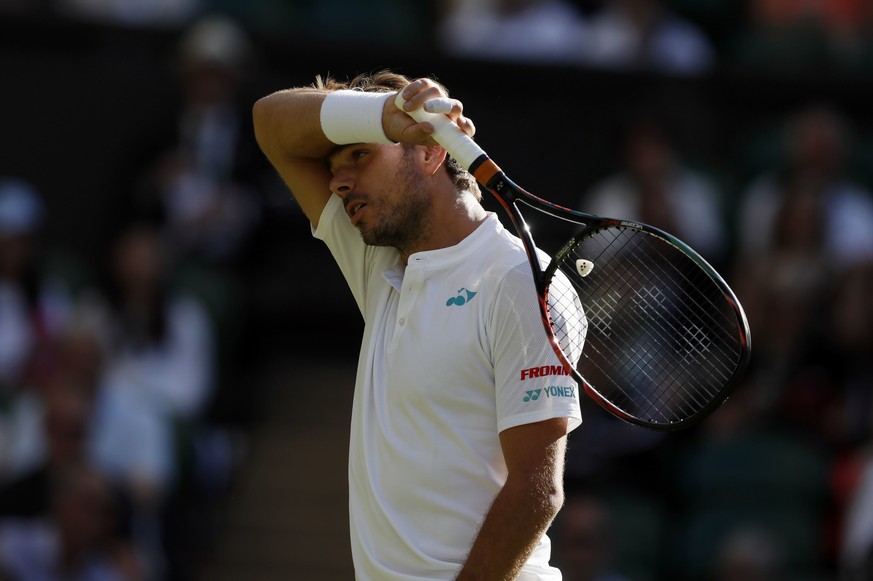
[399,193,487,265]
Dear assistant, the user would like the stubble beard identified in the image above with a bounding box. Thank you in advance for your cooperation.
[360,150,432,254]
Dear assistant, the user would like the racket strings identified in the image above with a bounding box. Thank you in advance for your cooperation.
[597,256,737,420]
[587,270,736,421]
[547,227,743,426]
[616,236,740,358]
[557,288,725,423]
[615,247,739,385]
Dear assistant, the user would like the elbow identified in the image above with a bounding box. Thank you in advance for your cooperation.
[252,95,270,127]
[252,97,271,150]
[544,483,565,521]
[535,466,566,524]
[252,96,285,166]
[521,473,564,523]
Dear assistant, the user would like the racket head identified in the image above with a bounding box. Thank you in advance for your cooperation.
[393,94,751,430]
[543,220,751,431]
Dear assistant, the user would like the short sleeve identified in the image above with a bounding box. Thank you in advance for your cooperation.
[491,262,582,433]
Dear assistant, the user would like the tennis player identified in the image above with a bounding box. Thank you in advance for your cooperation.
[253,70,583,580]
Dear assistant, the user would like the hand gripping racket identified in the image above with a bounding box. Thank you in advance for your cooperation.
[397,94,751,431]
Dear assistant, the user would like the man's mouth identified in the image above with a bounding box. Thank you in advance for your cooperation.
[347,201,367,224]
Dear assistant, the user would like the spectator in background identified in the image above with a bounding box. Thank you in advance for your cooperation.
[0,303,109,512]
[730,110,873,578]
[437,0,589,65]
[731,172,832,404]
[736,104,873,272]
[91,220,215,496]
[0,180,50,394]
[0,179,74,483]
[579,0,716,75]
[0,350,99,520]
[131,14,268,434]
[730,106,873,451]
[822,261,873,579]
[0,310,147,578]
[0,463,140,581]
[135,14,262,269]
[88,220,217,579]
[578,116,728,266]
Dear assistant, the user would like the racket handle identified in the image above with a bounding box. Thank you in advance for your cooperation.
[393,92,486,171]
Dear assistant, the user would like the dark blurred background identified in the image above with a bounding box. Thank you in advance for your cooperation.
[1,1,873,580]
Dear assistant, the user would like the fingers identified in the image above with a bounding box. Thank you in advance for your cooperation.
[458,115,475,138]
[399,78,445,112]
[400,80,463,119]
[423,98,453,114]
[422,97,474,137]
[399,78,476,138]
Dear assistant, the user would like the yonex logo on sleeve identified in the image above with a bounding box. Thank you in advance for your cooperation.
[522,386,577,403]
[446,288,477,307]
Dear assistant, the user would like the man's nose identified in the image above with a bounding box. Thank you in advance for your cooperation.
[329,169,354,198]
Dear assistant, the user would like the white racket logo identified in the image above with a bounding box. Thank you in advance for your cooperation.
[576,259,594,277]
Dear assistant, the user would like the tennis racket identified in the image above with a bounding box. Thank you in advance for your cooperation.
[397,93,751,431]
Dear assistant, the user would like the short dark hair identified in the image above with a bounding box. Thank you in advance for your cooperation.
[313,70,479,199]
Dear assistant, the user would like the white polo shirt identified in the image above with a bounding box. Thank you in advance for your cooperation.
[314,194,583,580]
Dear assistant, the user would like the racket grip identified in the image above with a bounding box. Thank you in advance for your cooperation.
[394,92,486,171]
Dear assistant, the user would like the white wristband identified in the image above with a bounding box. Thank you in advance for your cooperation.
[320,90,394,145]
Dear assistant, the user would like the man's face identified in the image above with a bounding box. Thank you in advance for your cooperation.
[329,143,432,252]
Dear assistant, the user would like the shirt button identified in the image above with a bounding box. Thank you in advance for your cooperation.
[399,317,406,326]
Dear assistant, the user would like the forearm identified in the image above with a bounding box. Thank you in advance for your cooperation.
[252,87,340,225]
[252,88,334,164]
[456,472,564,581]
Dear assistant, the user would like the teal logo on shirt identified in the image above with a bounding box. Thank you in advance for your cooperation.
[522,386,577,403]
[446,288,477,307]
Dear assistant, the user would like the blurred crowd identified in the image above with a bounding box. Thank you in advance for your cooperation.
[0,13,271,580]
[4,0,873,73]
[557,102,873,581]
[1,2,873,580]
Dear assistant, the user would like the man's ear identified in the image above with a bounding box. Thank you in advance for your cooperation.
[420,144,448,177]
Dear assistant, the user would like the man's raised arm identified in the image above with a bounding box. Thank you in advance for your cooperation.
[252,88,336,226]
